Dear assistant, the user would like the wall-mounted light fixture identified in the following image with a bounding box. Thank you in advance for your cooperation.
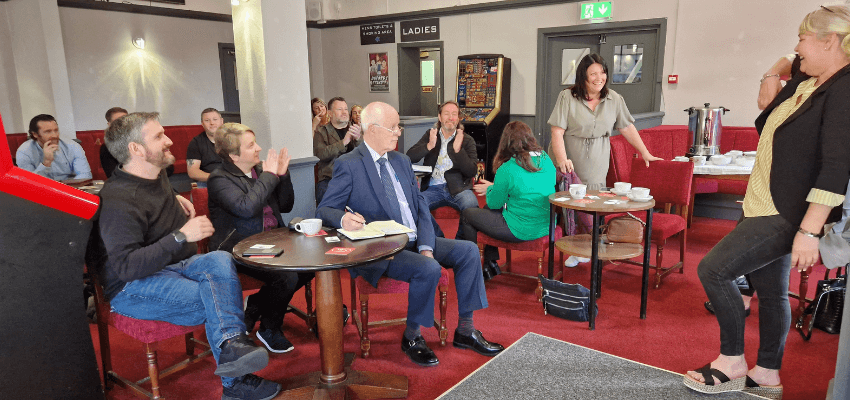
[231,0,240,5]
[132,37,145,50]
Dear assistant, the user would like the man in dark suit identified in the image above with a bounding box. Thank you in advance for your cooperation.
[317,102,503,367]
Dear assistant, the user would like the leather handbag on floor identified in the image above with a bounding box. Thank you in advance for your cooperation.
[539,274,598,322]
[797,268,846,340]
[605,213,645,244]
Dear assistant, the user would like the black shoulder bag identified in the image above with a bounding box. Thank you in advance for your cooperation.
[539,274,598,322]
[796,267,846,340]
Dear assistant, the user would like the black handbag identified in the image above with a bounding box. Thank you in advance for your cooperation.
[539,274,598,322]
[796,268,846,340]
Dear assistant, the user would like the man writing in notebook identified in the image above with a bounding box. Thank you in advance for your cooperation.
[316,102,503,367]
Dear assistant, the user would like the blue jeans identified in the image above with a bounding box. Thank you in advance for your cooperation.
[316,179,329,205]
[110,251,245,386]
[697,215,796,369]
[421,184,478,240]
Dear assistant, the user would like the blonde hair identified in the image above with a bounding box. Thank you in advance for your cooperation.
[800,5,850,56]
[215,122,253,162]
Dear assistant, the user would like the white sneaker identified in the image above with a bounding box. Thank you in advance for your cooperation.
[564,256,591,268]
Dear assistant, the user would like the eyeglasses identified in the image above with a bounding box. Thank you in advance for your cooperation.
[373,124,404,135]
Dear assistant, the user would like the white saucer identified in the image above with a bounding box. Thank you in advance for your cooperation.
[611,189,631,196]
[628,194,654,202]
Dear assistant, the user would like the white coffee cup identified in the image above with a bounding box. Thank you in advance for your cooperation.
[614,182,631,193]
[295,218,322,235]
[631,187,650,199]
[691,155,707,166]
[569,184,587,199]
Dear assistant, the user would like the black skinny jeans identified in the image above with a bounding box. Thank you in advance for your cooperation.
[697,214,796,369]
[461,206,522,262]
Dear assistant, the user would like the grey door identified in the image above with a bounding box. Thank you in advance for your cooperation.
[539,35,599,149]
[599,29,659,114]
[419,48,441,116]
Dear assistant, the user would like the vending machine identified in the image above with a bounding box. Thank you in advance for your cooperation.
[456,54,511,181]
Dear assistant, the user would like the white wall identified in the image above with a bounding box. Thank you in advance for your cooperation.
[310,0,827,127]
[58,7,234,130]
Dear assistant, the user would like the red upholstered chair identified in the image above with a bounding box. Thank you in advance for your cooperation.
[350,269,450,358]
[477,225,564,302]
[91,272,212,399]
[189,187,316,330]
[607,159,694,288]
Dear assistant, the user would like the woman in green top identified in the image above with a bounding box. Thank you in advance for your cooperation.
[548,53,660,190]
[461,121,556,275]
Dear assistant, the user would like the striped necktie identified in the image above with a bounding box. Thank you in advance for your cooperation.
[377,158,403,223]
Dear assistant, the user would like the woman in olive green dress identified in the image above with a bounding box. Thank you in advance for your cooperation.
[548,53,660,191]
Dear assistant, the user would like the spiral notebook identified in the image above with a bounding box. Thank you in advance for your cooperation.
[337,220,413,240]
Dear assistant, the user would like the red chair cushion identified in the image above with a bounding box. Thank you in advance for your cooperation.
[605,213,685,241]
[109,312,202,344]
[717,180,748,196]
[477,226,563,251]
[630,159,693,205]
[356,268,450,295]
[693,177,719,194]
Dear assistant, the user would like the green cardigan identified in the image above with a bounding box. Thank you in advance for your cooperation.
[485,152,556,240]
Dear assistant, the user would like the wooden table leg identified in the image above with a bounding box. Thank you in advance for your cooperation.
[275,270,408,399]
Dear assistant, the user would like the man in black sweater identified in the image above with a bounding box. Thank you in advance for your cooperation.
[99,112,280,400]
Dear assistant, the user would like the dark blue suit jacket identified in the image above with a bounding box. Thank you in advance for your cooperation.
[317,143,435,286]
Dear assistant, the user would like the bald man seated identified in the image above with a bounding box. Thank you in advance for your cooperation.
[316,101,504,367]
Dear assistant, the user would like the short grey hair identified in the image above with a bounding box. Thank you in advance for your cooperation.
[359,102,392,133]
[105,112,160,165]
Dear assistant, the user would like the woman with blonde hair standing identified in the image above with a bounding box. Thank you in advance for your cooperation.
[684,6,850,399]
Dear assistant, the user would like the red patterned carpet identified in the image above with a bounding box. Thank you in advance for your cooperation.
[93,216,839,400]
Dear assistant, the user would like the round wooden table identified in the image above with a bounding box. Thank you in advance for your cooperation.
[233,228,409,399]
[547,190,655,330]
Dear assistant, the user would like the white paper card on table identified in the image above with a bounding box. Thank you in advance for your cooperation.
[250,244,275,249]
[553,197,571,202]
[587,195,600,199]
[325,236,340,243]
[412,165,433,173]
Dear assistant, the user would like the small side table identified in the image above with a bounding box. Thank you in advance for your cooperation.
[233,229,409,399]
[547,191,655,330]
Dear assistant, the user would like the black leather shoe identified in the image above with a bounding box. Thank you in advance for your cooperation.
[704,301,751,317]
[452,329,504,357]
[401,335,439,367]
[482,260,501,281]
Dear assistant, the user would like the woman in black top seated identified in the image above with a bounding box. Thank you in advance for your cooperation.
[208,122,312,354]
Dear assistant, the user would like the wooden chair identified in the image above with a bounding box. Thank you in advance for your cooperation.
[91,273,212,399]
[477,226,563,302]
[350,269,450,358]
[606,159,694,288]
[189,187,316,331]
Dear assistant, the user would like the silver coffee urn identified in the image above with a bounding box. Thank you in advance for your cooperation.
[685,103,730,157]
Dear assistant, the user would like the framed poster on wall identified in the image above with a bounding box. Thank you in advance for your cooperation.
[369,52,389,92]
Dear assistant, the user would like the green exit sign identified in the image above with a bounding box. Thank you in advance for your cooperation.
[580,1,613,20]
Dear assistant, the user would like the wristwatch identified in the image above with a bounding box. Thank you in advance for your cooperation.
[172,230,187,244]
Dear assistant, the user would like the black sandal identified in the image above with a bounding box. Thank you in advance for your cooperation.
[683,363,746,394]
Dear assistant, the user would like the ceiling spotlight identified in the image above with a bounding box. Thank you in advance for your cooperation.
[231,0,239,5]
[132,37,145,50]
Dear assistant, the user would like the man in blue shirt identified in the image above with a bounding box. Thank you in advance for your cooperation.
[16,114,92,181]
